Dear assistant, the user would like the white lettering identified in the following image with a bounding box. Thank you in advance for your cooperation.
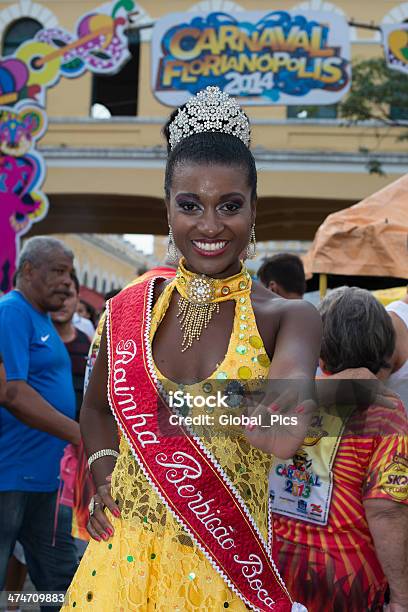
[138,431,160,447]
[113,338,158,445]
[130,414,154,428]
[167,390,229,409]
[233,554,263,579]
[114,367,126,383]
[169,414,180,425]
[156,452,202,484]
[188,497,215,514]
[217,391,229,408]
[168,390,184,408]
[177,484,196,498]
[233,554,275,608]
[115,339,137,364]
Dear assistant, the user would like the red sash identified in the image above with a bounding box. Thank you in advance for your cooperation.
[106,277,303,612]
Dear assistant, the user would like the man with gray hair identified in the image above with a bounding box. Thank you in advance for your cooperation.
[319,287,408,412]
[0,237,80,605]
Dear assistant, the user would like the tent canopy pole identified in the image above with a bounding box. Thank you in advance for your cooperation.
[319,274,327,299]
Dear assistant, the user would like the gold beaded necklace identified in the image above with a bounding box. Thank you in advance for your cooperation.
[174,258,252,351]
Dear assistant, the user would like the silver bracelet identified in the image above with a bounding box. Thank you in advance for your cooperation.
[87,448,119,469]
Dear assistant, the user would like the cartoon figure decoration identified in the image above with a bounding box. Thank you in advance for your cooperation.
[0,58,42,106]
[382,24,408,75]
[14,0,135,104]
[0,103,48,294]
[0,0,137,293]
[292,449,313,471]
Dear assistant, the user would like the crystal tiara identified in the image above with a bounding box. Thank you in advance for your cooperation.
[168,86,251,150]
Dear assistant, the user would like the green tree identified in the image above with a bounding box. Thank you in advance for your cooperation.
[340,57,408,126]
[339,57,408,174]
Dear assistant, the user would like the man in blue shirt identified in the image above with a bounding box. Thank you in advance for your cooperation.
[0,236,80,604]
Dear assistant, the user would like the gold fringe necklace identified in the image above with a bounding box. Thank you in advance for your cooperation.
[174,258,251,351]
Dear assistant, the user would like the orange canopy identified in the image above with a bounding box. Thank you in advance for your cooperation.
[303,174,408,279]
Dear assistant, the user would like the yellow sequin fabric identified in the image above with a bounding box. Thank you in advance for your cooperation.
[63,280,273,611]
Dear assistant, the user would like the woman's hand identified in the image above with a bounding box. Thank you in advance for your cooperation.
[243,299,321,458]
[244,381,316,459]
[87,474,121,542]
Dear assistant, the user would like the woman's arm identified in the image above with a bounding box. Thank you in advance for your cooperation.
[267,300,322,380]
[80,323,121,540]
[364,498,408,610]
[246,300,322,458]
[316,367,398,409]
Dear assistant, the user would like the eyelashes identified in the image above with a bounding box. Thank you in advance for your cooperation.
[176,201,200,212]
[221,202,242,213]
[176,201,243,214]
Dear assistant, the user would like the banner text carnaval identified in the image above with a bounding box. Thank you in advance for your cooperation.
[152,11,351,106]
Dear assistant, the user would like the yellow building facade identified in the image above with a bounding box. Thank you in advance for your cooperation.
[1,0,407,242]
[50,233,152,292]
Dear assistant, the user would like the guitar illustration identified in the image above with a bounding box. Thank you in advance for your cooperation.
[15,12,129,88]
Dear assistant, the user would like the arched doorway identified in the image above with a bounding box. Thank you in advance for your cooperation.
[2,18,43,56]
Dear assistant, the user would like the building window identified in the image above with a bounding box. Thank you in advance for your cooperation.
[83,271,88,287]
[390,104,408,121]
[92,275,98,291]
[2,18,42,56]
[90,29,140,117]
[101,278,107,294]
[287,105,338,120]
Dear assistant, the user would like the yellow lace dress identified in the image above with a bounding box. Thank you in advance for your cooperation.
[63,282,273,611]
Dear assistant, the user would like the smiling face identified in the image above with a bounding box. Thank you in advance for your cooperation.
[166,163,255,278]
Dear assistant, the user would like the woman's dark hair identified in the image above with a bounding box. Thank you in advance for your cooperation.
[319,287,395,374]
[162,106,257,201]
[79,299,96,324]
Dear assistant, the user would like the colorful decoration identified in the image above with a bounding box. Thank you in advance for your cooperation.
[14,0,135,105]
[0,0,136,293]
[0,58,38,106]
[382,24,408,75]
[152,10,351,106]
[0,102,47,293]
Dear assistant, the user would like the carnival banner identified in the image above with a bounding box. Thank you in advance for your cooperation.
[382,23,408,75]
[0,102,48,293]
[4,0,135,107]
[151,10,351,106]
[0,0,136,293]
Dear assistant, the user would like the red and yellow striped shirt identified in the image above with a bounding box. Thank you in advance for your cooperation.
[273,401,408,612]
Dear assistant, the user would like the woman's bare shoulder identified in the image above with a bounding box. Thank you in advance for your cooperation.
[153,278,173,305]
[251,279,318,320]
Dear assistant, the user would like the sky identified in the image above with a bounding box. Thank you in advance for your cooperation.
[124,234,154,254]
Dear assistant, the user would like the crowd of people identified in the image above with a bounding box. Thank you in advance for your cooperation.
[0,237,116,610]
[0,86,407,612]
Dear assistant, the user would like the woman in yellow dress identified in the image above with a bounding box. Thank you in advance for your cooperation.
[63,87,321,611]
